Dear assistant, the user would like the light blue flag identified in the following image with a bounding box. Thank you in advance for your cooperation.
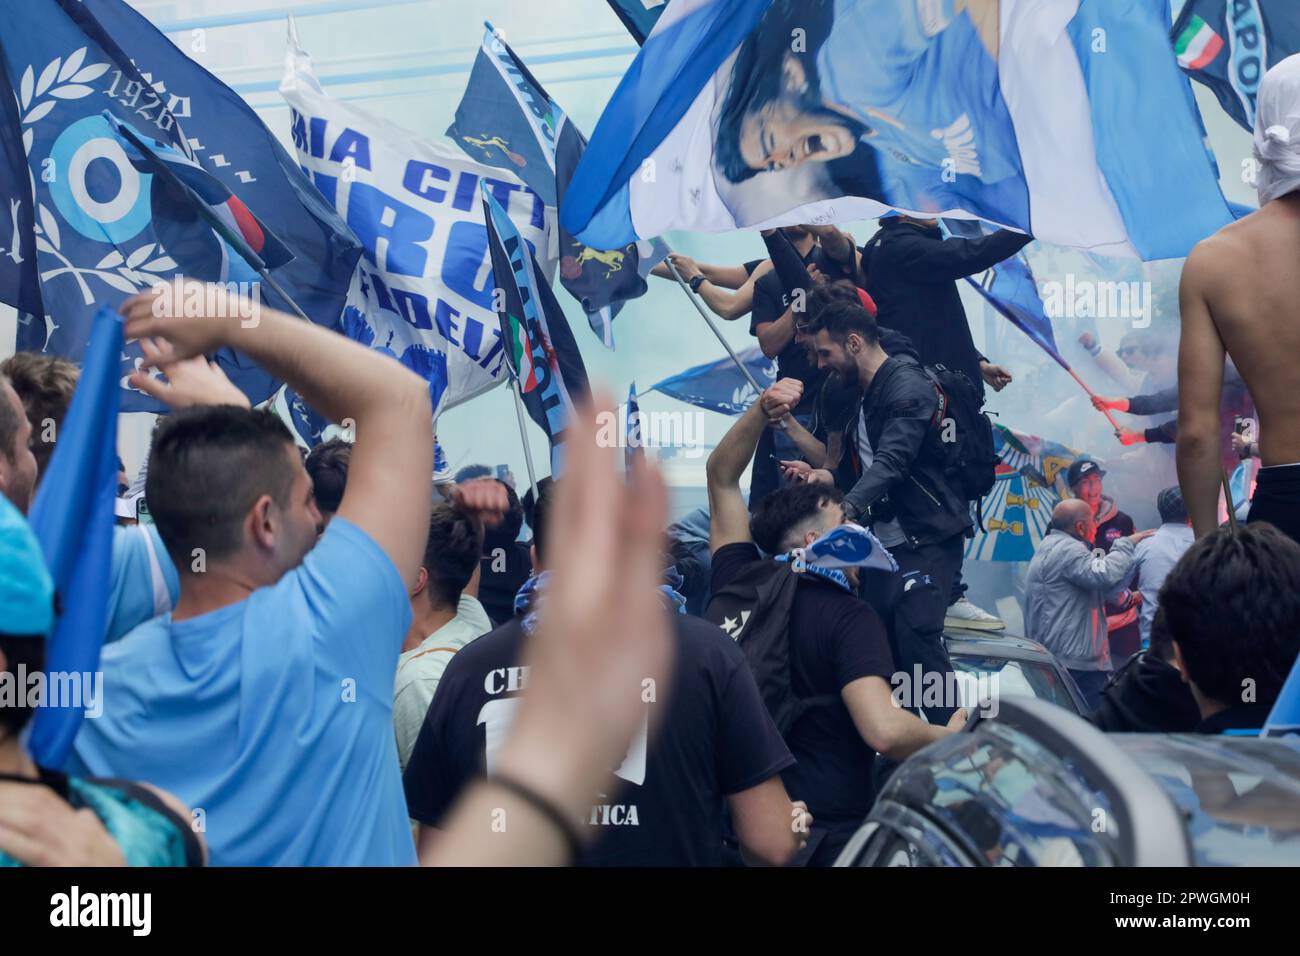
[26,306,121,767]
[563,0,1235,261]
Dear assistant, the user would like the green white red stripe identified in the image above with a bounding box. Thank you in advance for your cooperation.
[1175,15,1224,71]
[504,311,540,391]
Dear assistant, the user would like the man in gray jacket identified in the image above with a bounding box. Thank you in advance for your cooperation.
[1024,500,1154,712]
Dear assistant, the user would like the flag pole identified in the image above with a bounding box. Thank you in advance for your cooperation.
[1063,365,1123,434]
[508,371,540,498]
[1222,468,1240,532]
[664,255,765,394]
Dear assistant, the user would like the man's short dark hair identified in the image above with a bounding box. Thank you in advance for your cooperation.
[0,635,44,740]
[454,464,493,483]
[817,299,880,347]
[0,353,78,478]
[804,280,864,333]
[1158,523,1300,707]
[146,406,298,566]
[305,438,352,515]
[423,503,484,609]
[526,478,556,564]
[750,482,844,555]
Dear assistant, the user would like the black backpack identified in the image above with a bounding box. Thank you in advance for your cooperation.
[704,558,837,735]
[924,364,998,521]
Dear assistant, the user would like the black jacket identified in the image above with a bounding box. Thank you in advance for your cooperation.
[862,219,1031,392]
[1091,650,1201,734]
[842,349,972,547]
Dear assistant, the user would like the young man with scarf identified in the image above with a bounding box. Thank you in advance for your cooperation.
[707,386,965,866]
[404,476,809,867]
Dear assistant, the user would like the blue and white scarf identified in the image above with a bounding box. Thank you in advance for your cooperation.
[775,523,899,593]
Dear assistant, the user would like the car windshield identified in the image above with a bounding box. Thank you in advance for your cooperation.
[888,722,1117,866]
[1111,735,1300,866]
[949,654,1080,714]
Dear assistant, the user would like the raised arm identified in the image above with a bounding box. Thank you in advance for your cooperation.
[706,399,773,553]
[122,280,433,583]
[1176,244,1228,538]
[891,228,1031,284]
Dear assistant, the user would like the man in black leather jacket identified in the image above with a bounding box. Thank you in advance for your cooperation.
[812,299,971,723]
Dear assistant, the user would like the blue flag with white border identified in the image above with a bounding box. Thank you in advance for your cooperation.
[564,0,1235,261]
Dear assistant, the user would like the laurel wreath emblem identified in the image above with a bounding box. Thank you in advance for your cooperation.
[16,46,111,155]
[17,48,181,304]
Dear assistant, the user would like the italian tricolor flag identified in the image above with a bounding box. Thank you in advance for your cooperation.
[504,312,540,392]
[1175,15,1224,71]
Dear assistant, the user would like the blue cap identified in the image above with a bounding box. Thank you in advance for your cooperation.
[0,494,53,636]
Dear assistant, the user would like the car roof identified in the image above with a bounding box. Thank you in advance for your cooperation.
[943,629,1054,662]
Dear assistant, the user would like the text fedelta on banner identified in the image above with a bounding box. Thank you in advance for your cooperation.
[280,33,554,418]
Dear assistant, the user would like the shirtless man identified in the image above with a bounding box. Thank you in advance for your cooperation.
[1178,55,1300,542]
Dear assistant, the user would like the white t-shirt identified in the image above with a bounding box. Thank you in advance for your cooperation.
[856,409,908,547]
[393,594,493,771]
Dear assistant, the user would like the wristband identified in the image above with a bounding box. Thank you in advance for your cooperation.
[490,773,584,861]
[689,274,707,293]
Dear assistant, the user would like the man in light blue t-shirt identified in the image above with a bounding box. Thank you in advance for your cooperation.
[72,280,438,866]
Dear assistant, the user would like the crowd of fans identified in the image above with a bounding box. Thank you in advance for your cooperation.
[2,203,1300,867]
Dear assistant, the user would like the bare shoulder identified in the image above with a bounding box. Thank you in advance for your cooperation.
[1182,220,1253,294]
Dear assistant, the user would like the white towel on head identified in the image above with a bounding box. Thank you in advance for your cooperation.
[1254,54,1300,205]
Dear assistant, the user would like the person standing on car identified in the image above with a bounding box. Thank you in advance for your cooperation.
[1024,499,1155,712]
[858,214,1027,631]
[811,299,974,724]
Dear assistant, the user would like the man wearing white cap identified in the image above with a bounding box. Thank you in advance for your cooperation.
[1179,53,1300,543]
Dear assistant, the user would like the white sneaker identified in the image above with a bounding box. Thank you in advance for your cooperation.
[945,596,1005,631]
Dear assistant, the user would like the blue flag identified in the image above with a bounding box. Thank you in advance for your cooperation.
[563,0,1234,261]
[1172,0,1300,131]
[0,0,361,410]
[482,187,590,472]
[649,346,776,415]
[450,25,666,348]
[25,306,121,767]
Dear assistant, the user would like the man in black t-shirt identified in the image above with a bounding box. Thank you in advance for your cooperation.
[707,394,967,865]
[748,226,855,509]
[404,481,809,867]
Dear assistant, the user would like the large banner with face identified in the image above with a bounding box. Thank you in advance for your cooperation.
[564,0,1236,261]
[281,31,554,418]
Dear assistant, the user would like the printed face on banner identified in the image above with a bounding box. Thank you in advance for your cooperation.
[704,0,1029,228]
[285,52,553,417]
